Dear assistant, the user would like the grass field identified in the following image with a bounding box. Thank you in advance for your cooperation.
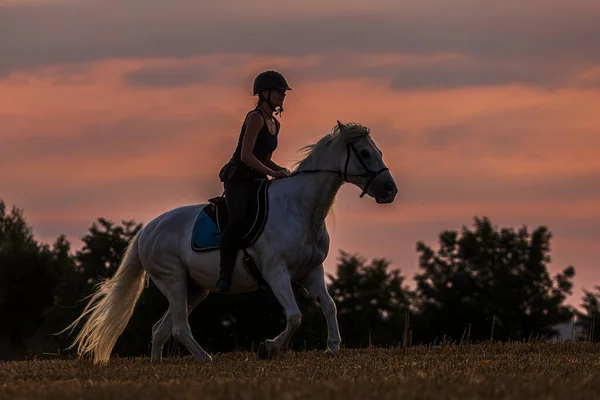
[1,342,600,399]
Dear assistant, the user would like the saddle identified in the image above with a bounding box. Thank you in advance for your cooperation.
[190,179,271,288]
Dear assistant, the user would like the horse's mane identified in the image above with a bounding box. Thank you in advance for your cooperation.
[290,122,370,224]
[292,122,370,171]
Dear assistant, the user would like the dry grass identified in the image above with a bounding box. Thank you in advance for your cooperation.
[1,342,600,399]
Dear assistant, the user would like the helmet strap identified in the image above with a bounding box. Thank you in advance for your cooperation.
[268,90,284,116]
[260,90,283,116]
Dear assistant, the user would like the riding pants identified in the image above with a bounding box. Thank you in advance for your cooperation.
[219,178,254,280]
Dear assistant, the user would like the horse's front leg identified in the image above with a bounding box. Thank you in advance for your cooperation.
[300,264,341,355]
[258,265,302,359]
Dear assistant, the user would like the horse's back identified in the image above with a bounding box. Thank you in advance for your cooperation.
[138,203,208,256]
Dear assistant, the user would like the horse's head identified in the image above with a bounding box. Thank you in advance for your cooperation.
[333,121,397,204]
[294,121,397,204]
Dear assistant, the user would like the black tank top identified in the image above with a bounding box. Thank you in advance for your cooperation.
[232,108,279,177]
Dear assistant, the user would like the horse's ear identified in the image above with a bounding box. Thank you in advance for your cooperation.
[337,120,345,131]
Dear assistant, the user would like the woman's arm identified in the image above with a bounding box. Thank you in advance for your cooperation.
[240,112,280,177]
[264,155,285,171]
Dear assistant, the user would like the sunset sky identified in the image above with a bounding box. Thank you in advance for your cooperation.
[2,0,599,307]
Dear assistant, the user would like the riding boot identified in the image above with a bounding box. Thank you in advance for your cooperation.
[216,233,240,294]
[216,265,233,293]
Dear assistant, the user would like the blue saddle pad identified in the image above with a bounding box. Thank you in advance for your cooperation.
[191,179,271,252]
[191,206,222,251]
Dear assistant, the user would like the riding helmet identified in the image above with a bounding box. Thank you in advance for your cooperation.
[253,70,292,95]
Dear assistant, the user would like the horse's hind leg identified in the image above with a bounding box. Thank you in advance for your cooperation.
[149,259,212,363]
[151,285,209,362]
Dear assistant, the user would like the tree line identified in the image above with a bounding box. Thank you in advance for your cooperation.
[0,199,597,361]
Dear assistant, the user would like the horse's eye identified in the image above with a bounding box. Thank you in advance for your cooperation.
[360,150,370,158]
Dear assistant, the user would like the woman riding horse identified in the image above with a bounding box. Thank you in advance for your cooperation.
[216,70,292,293]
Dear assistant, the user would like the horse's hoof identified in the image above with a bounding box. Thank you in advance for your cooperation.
[257,341,275,360]
[324,343,340,357]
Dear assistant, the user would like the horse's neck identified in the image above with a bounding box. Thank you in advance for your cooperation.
[274,172,342,232]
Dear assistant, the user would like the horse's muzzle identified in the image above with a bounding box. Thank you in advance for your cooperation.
[370,172,397,204]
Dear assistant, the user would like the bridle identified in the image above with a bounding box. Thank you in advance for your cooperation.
[288,142,389,198]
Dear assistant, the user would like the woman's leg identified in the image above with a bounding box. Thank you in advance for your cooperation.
[216,179,252,293]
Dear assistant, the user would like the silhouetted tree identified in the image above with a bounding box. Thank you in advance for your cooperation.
[326,250,412,348]
[0,201,77,358]
[75,218,142,290]
[412,216,576,344]
[36,234,81,354]
[575,286,599,341]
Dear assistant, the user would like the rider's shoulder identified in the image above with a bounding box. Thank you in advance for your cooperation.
[244,109,264,126]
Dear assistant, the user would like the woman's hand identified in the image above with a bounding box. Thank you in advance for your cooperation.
[272,169,289,179]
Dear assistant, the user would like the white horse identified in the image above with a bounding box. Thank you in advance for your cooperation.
[62,121,397,364]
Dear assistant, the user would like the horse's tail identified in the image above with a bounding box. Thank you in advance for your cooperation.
[60,230,146,364]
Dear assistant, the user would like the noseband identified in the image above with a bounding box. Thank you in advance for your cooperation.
[288,142,389,197]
